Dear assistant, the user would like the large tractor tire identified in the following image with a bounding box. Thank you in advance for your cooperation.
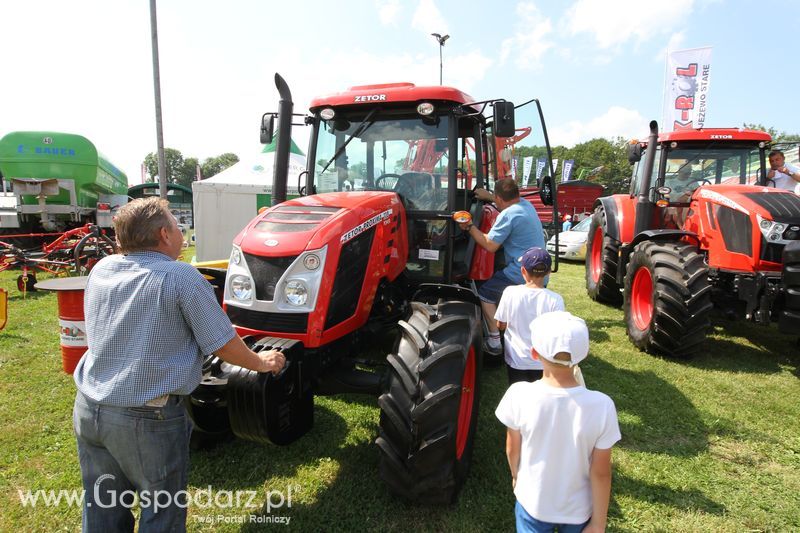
[586,207,622,305]
[376,299,482,504]
[623,240,712,357]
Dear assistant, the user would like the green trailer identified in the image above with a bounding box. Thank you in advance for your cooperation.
[0,131,128,232]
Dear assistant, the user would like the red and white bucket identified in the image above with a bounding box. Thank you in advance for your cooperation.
[35,277,89,374]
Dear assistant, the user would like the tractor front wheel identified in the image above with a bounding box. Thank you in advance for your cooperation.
[377,299,482,504]
[623,240,712,357]
[585,207,622,305]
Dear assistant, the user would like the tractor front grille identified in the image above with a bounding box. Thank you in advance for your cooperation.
[244,253,297,301]
[226,306,308,333]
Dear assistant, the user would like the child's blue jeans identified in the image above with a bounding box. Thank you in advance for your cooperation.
[515,501,590,533]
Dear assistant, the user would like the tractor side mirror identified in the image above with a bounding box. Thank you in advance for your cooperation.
[627,143,643,164]
[260,114,275,144]
[539,175,554,206]
[492,101,515,138]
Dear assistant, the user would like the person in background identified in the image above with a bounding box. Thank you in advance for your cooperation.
[562,214,572,232]
[496,311,621,533]
[767,150,800,191]
[495,247,564,385]
[73,197,286,532]
[459,179,544,357]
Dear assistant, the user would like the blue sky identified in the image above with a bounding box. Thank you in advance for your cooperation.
[1,0,798,184]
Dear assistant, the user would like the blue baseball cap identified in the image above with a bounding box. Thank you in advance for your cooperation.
[519,247,552,273]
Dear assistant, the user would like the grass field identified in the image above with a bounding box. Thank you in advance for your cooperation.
[0,252,799,532]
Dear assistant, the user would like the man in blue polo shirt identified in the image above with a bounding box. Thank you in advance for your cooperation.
[458,179,544,356]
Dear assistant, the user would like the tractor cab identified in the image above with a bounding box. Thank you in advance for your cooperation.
[627,129,770,229]
[280,81,555,285]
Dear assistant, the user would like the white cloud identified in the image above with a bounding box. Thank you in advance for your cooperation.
[411,0,448,35]
[549,106,648,147]
[500,2,553,70]
[566,0,694,48]
[377,0,401,26]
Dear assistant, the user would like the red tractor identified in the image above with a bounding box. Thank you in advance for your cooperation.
[586,121,800,357]
[189,75,557,503]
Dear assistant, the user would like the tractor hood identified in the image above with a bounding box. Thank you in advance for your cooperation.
[692,184,800,271]
[233,191,404,257]
[696,184,800,223]
[224,191,408,342]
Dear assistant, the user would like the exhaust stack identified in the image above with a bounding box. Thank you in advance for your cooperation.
[272,73,293,206]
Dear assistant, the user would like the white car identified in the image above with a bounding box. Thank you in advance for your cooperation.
[546,217,591,260]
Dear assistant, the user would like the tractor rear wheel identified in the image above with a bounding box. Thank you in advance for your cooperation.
[376,299,482,504]
[623,240,712,357]
[585,207,622,305]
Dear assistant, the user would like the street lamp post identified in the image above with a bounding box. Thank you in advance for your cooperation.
[431,33,449,85]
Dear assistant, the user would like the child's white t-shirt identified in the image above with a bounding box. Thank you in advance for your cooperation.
[495,285,565,370]
[495,381,621,524]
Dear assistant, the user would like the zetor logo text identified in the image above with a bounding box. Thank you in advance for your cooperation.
[354,94,386,102]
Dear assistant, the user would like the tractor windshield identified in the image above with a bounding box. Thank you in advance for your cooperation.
[312,111,451,211]
[663,145,763,194]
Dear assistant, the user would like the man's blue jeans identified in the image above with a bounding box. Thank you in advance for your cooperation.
[73,391,192,533]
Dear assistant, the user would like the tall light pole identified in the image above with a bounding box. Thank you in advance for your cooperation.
[149,0,167,199]
[431,33,449,85]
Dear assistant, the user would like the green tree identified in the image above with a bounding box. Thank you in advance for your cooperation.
[200,153,240,179]
[143,148,185,184]
[742,123,800,143]
[174,157,199,187]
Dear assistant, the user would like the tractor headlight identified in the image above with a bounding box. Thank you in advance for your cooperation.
[417,102,435,115]
[773,223,786,233]
[760,219,772,230]
[303,254,321,270]
[230,275,253,301]
[231,247,242,265]
[285,280,308,306]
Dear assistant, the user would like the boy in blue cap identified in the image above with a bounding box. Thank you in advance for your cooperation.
[494,247,564,384]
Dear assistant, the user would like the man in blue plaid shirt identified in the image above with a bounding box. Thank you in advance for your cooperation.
[72,197,285,533]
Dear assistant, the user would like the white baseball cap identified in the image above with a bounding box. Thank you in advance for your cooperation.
[529,311,589,367]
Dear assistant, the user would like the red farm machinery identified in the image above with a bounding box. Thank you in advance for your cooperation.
[188,74,558,503]
[586,121,800,357]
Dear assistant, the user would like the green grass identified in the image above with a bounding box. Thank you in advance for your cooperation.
[1,255,799,532]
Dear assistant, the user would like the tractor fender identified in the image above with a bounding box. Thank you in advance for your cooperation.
[629,229,700,250]
[412,283,481,307]
[594,197,620,241]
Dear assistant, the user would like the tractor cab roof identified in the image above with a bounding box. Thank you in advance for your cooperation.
[309,82,477,113]
[649,128,772,145]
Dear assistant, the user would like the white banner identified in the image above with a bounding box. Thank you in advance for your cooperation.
[663,46,712,131]
[511,157,517,180]
[522,156,533,186]
[552,159,559,177]
[562,159,575,183]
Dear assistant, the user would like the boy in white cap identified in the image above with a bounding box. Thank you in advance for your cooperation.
[495,311,621,533]
[495,247,564,385]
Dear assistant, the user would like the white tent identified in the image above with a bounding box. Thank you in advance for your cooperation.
[192,140,306,262]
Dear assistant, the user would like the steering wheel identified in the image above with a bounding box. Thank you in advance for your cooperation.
[375,173,403,190]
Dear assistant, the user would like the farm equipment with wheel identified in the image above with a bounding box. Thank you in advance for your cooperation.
[0,224,116,291]
[585,121,800,357]
[188,74,557,503]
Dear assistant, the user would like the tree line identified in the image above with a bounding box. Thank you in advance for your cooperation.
[142,149,239,187]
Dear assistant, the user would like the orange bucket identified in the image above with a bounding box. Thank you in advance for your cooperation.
[35,277,89,374]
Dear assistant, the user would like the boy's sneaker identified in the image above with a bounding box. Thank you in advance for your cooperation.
[483,338,502,356]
